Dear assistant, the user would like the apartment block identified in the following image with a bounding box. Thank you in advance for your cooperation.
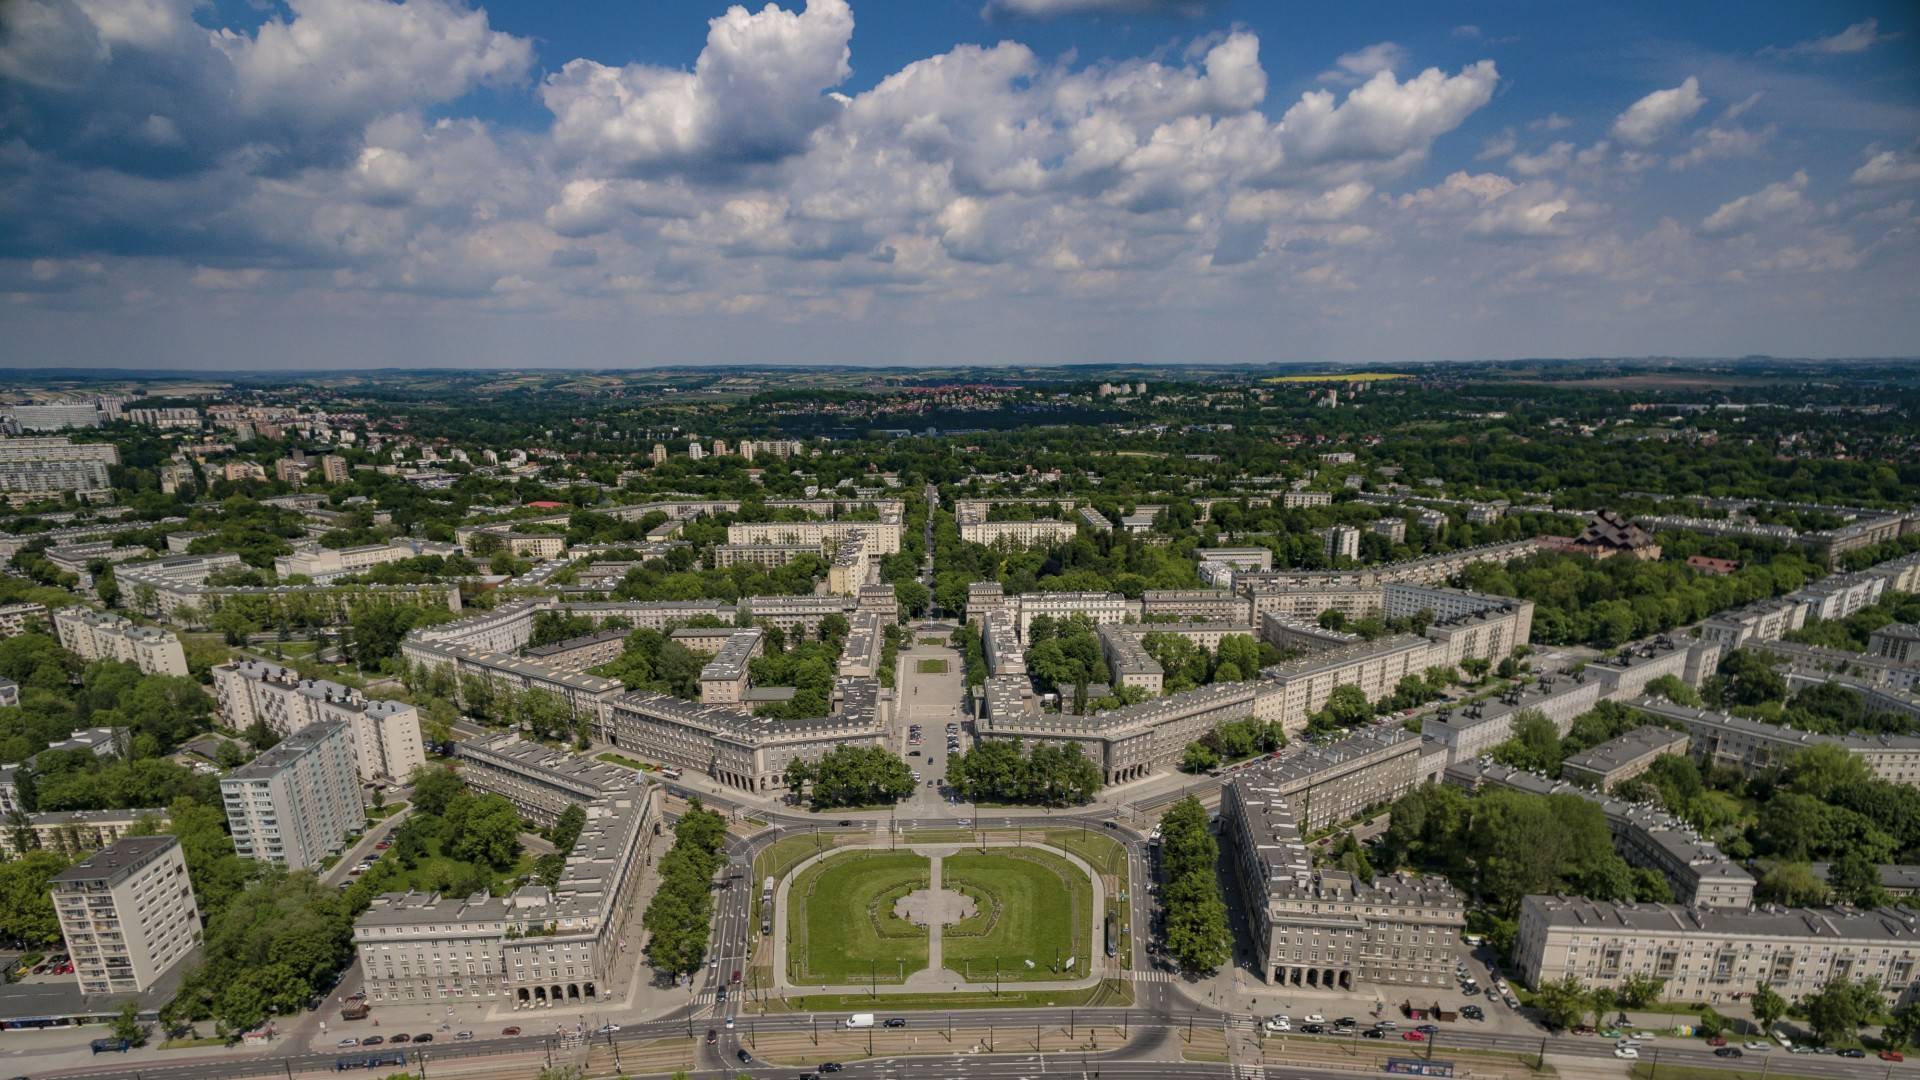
[213,660,425,783]
[0,601,49,637]
[1517,896,1920,1006]
[1562,727,1691,790]
[452,732,637,827]
[0,437,117,505]
[52,608,189,676]
[52,836,201,995]
[220,720,363,870]
[1222,771,1464,991]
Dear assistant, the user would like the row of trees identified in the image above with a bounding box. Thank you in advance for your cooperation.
[945,739,1102,806]
[643,800,728,976]
[1158,797,1232,974]
[784,745,914,809]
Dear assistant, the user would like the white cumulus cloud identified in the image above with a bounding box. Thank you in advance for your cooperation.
[1611,76,1705,147]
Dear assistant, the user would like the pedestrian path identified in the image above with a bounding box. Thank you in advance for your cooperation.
[1231,1065,1266,1080]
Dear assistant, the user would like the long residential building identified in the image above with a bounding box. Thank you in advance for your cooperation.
[213,660,425,783]
[219,720,363,870]
[981,598,1532,784]
[727,519,902,555]
[1516,895,1920,1006]
[959,519,1079,548]
[1222,763,1464,990]
[0,437,118,505]
[273,538,461,582]
[354,765,655,1007]
[0,807,170,858]
[117,552,461,627]
[601,677,889,792]
[452,732,638,827]
[52,608,189,676]
[1633,697,1920,785]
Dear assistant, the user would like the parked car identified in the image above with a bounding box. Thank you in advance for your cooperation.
[337,1038,360,1048]
[1743,1041,1771,1051]
[502,1026,522,1036]
[414,1033,433,1044]
[1303,1014,1325,1024]
[455,1031,474,1041]
[1705,1036,1727,1047]
[1840,1048,1867,1058]
[390,1034,411,1044]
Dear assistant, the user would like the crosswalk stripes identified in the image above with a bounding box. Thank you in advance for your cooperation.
[1232,1063,1266,1080]
[1124,970,1177,983]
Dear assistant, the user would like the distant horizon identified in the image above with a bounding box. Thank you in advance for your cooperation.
[3,354,1920,380]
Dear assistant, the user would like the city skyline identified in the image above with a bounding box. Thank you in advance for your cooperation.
[2,0,1918,368]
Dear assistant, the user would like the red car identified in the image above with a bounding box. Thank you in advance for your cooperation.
[501,1026,521,1036]
[1706,1036,1727,1047]
[1881,1051,1905,1063]
[1402,1031,1426,1042]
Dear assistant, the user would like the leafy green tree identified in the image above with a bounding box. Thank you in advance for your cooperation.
[445,793,523,870]
[1533,975,1591,1031]
[409,764,466,816]
[1618,973,1665,1008]
[112,1002,145,1046]
[1750,983,1788,1035]
[1158,797,1231,974]
[0,850,71,946]
[1490,709,1561,773]
[1803,975,1880,1045]
[550,803,587,854]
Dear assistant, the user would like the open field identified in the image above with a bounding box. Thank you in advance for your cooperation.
[788,850,930,985]
[1263,372,1411,384]
[943,847,1091,982]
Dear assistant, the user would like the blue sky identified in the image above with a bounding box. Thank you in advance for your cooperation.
[1,0,1916,368]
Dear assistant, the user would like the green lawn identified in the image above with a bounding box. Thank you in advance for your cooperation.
[942,847,1092,982]
[918,638,945,647]
[597,751,648,770]
[1044,830,1130,966]
[916,658,949,674]
[788,851,930,985]
[754,833,853,885]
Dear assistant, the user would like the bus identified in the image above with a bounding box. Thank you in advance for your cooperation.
[337,1051,407,1070]
[659,766,683,781]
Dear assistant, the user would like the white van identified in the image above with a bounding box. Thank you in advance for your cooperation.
[845,1014,875,1029]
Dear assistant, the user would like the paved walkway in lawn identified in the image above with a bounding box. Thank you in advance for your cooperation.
[771,838,1112,999]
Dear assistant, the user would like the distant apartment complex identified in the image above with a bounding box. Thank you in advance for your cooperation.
[0,437,118,505]
[52,608,188,676]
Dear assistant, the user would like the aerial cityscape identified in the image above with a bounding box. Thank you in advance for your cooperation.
[1,3,1919,1080]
